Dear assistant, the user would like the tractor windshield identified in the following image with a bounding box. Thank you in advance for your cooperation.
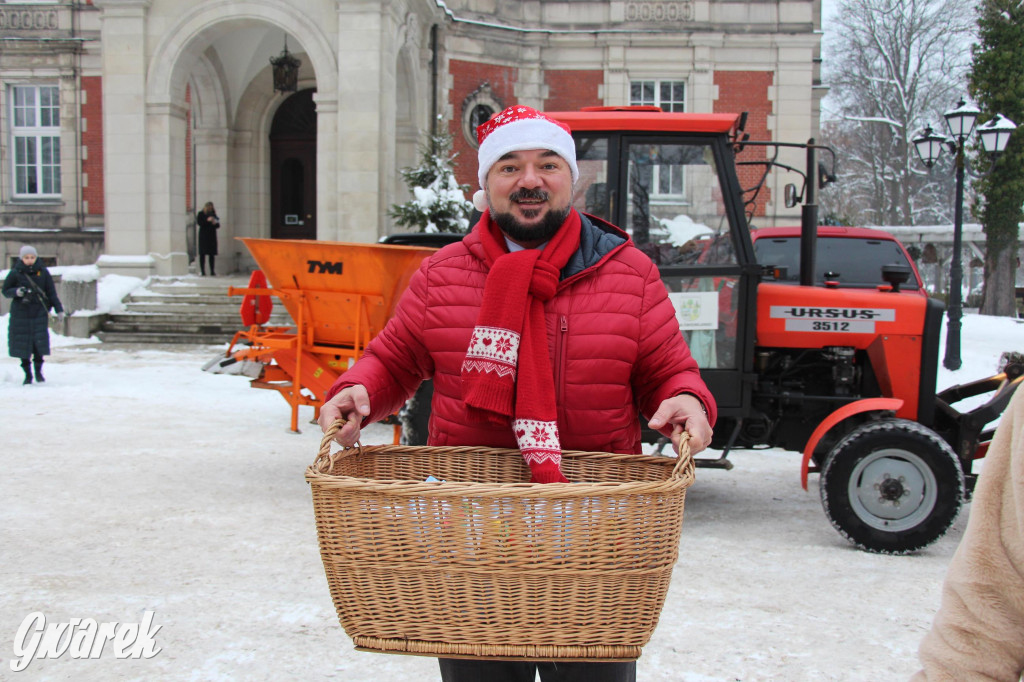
[572,136,736,268]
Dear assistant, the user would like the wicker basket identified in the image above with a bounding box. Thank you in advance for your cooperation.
[306,421,695,662]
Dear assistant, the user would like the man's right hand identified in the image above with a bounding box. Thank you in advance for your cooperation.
[318,384,371,446]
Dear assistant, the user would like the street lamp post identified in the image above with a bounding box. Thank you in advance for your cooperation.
[912,100,1017,371]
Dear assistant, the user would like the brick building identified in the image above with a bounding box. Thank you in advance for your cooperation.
[0,0,824,277]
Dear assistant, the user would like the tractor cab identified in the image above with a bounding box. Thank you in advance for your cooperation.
[546,108,760,429]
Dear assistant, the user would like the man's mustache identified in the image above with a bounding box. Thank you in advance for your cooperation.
[509,188,549,202]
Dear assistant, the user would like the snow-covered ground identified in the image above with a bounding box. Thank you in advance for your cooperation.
[0,311,1022,681]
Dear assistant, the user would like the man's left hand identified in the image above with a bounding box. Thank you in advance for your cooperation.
[648,394,713,455]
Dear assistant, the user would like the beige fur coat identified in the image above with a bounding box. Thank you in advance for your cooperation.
[912,384,1024,681]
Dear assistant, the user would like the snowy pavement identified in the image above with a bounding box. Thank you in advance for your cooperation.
[1,312,1022,681]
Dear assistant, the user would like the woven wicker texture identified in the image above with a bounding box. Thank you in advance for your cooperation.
[306,421,695,661]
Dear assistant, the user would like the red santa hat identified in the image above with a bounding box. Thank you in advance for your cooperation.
[472,105,579,212]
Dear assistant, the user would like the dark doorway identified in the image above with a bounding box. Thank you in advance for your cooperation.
[270,88,317,240]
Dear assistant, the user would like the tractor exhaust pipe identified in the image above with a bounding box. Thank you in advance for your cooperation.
[800,139,818,287]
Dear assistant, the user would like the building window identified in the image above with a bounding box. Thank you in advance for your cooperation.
[630,80,686,112]
[461,82,503,148]
[10,85,61,198]
[630,80,686,197]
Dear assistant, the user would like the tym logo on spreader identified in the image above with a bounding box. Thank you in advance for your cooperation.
[307,260,343,274]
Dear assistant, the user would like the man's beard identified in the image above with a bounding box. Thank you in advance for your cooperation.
[491,188,571,244]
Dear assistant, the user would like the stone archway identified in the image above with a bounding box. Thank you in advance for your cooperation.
[95,1,338,275]
[146,2,337,105]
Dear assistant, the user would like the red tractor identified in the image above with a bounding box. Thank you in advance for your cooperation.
[531,106,1021,554]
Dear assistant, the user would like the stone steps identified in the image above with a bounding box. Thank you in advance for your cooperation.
[96,275,292,345]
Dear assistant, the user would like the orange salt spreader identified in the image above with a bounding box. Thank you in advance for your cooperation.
[210,237,437,433]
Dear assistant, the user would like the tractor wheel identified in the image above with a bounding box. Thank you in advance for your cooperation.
[399,380,433,446]
[820,419,964,554]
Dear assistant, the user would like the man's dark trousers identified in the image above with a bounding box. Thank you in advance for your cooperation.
[438,658,636,682]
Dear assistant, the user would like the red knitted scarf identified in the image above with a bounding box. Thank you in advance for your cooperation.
[461,210,582,483]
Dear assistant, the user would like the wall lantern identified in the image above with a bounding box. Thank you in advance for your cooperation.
[270,38,301,93]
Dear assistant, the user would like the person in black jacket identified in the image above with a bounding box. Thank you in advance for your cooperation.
[196,201,220,276]
[3,245,63,384]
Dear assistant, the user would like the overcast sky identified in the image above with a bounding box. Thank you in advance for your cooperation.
[822,0,837,25]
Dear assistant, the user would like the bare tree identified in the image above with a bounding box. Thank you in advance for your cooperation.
[821,0,976,227]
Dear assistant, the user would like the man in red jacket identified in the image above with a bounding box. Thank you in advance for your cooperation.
[319,105,714,681]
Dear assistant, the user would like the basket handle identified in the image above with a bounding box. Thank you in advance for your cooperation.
[314,418,361,472]
[672,432,695,481]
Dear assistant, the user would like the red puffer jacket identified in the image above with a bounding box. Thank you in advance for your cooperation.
[328,212,716,453]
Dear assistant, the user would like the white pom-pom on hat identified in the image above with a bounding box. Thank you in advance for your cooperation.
[475,105,578,193]
[472,189,489,213]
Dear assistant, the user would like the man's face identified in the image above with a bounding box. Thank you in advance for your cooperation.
[21,253,36,267]
[485,149,573,246]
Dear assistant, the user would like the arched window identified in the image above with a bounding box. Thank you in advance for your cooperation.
[461,83,503,148]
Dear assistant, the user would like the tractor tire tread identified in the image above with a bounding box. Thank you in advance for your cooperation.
[820,418,964,555]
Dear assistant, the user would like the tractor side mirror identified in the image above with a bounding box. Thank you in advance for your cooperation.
[881,263,912,292]
[784,184,800,208]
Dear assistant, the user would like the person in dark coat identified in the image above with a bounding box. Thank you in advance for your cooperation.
[3,245,63,384]
[196,201,220,276]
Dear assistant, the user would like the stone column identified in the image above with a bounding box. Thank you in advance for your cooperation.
[313,93,339,242]
[228,128,259,272]
[145,101,189,275]
[771,41,816,225]
[93,0,153,278]
[605,43,629,104]
[59,60,81,230]
[690,44,715,111]
[514,44,545,107]
[334,1,385,243]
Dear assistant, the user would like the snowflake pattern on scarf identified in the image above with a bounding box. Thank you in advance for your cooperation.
[513,418,561,465]
[462,325,520,378]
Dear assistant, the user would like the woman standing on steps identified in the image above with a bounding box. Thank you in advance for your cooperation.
[196,201,221,276]
[3,245,63,384]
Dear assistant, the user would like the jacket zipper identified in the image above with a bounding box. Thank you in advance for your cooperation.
[556,314,568,411]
